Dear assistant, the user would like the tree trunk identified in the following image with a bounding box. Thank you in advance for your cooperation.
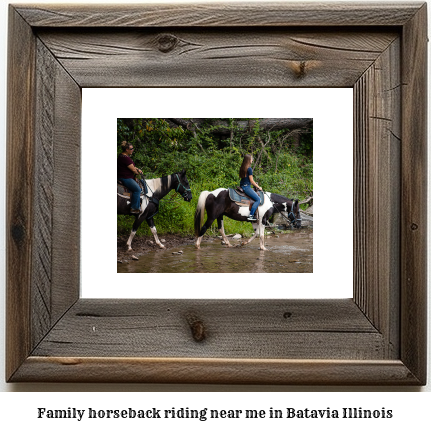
[167,118,312,135]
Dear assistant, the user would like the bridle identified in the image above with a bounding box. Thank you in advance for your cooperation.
[175,173,192,200]
[287,201,302,227]
[263,191,301,227]
[137,173,191,219]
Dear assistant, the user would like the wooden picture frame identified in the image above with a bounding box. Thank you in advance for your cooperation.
[6,2,427,385]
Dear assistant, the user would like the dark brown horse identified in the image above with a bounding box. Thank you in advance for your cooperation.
[194,188,301,251]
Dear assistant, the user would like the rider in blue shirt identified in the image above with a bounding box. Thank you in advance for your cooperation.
[239,154,262,221]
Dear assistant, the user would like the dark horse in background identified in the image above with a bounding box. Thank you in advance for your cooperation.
[194,188,301,251]
[118,169,192,251]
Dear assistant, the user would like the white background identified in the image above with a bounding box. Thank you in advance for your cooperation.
[0,0,430,421]
[82,87,353,299]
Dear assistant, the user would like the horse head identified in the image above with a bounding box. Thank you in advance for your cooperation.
[175,169,193,202]
[288,199,302,228]
[273,196,301,228]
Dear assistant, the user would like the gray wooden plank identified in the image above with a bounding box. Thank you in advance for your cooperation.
[15,2,423,27]
[37,29,398,88]
[51,54,81,323]
[32,40,56,347]
[353,38,401,360]
[13,357,420,385]
[400,3,428,384]
[6,7,37,381]
[32,40,81,346]
[32,299,384,360]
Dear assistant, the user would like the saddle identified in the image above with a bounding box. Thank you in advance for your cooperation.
[117,180,137,198]
[228,187,264,210]
[117,179,158,209]
[117,179,148,198]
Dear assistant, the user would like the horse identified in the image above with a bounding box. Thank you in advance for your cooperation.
[117,169,192,251]
[194,188,301,251]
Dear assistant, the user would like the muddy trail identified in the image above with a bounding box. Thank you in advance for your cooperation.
[118,229,312,273]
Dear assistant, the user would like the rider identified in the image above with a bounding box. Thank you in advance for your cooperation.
[239,154,262,221]
[117,141,143,214]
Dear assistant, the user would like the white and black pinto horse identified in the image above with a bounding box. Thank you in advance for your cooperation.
[194,188,301,251]
[117,169,192,251]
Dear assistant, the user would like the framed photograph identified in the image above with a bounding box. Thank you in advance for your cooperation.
[84,88,351,300]
[6,2,427,384]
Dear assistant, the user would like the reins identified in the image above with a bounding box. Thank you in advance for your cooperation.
[137,172,190,219]
[262,190,301,227]
[253,173,301,227]
[138,177,159,219]
[139,172,190,200]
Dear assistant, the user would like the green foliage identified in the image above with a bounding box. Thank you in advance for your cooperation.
[117,118,313,238]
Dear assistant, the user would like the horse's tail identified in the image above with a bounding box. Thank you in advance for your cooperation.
[194,191,210,236]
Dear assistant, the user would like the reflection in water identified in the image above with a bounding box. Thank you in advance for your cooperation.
[118,230,312,274]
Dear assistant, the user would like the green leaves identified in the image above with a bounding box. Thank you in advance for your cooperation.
[117,118,313,237]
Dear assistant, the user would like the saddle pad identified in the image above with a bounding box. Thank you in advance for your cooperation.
[117,183,130,196]
[228,188,264,206]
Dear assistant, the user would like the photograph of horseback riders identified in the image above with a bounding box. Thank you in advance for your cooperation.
[117,118,313,273]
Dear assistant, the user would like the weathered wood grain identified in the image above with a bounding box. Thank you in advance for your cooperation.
[6,2,427,385]
[15,2,423,27]
[353,38,401,358]
[32,299,383,359]
[50,51,81,325]
[32,38,81,348]
[6,7,36,381]
[7,9,83,377]
[400,3,428,385]
[32,40,56,347]
[12,357,420,385]
[37,29,398,88]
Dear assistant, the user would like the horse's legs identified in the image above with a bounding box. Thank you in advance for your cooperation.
[146,218,165,249]
[195,235,203,249]
[126,230,137,252]
[126,215,145,251]
[195,216,216,249]
[241,231,257,246]
[217,216,233,247]
[240,221,267,250]
[257,219,267,251]
[241,221,258,246]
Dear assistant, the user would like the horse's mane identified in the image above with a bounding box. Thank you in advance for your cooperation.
[146,172,182,183]
[145,172,184,194]
[144,174,171,195]
[269,192,293,204]
[145,174,170,182]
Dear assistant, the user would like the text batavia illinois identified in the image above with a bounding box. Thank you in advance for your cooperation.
[37,407,393,421]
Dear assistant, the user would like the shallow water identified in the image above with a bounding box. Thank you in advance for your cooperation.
[117,229,313,273]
